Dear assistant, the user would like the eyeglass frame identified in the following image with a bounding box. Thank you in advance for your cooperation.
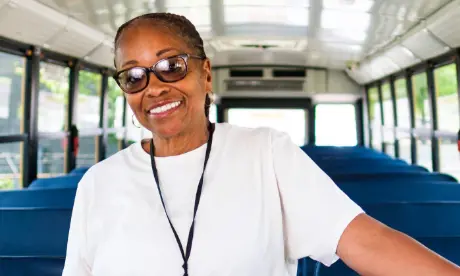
[113,53,207,94]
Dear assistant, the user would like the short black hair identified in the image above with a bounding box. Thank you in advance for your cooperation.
[114,12,211,118]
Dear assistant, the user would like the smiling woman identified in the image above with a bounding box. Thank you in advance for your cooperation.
[62,12,460,276]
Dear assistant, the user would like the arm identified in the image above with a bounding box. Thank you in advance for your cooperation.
[337,214,460,276]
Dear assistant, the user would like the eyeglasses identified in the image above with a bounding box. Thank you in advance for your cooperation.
[113,54,206,94]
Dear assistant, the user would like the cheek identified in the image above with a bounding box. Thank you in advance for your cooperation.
[125,94,144,117]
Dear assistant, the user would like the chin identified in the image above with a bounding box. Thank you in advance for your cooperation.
[151,121,187,139]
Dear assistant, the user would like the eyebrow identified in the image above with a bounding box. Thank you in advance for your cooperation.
[121,48,180,68]
[156,47,180,57]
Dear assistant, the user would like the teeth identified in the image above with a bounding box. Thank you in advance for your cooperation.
[149,101,181,114]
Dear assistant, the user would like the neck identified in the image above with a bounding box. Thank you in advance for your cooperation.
[144,120,210,157]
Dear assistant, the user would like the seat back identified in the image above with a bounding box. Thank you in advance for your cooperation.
[330,172,458,183]
[69,167,90,175]
[324,165,427,175]
[339,182,460,204]
[0,257,65,276]
[28,175,81,190]
[0,208,72,256]
[0,189,76,208]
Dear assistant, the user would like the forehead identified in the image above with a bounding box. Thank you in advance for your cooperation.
[115,23,189,68]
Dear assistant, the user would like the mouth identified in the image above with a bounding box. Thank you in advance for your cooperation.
[147,100,182,118]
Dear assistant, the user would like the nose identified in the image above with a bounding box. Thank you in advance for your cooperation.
[144,72,169,98]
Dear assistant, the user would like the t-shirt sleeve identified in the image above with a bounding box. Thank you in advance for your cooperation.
[270,130,364,266]
[62,170,94,276]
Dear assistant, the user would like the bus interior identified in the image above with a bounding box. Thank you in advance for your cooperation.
[0,0,460,275]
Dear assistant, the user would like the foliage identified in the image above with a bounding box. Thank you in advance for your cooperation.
[395,79,407,99]
[79,71,101,96]
[0,178,14,190]
[368,87,379,120]
[39,65,124,130]
[435,64,458,98]
[107,78,123,129]
[412,73,428,119]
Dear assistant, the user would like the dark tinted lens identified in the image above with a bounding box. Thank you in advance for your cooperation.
[155,56,187,82]
[118,67,147,93]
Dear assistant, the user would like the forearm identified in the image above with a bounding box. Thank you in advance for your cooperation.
[338,214,460,276]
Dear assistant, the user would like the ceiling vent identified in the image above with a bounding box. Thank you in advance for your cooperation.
[225,79,304,92]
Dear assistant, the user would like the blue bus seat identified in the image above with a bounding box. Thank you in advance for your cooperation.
[339,182,460,204]
[0,189,76,208]
[69,167,90,175]
[324,165,427,175]
[316,158,408,168]
[0,208,72,256]
[330,172,458,183]
[28,175,82,190]
[0,256,64,276]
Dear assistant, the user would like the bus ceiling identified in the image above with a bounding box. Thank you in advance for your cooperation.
[0,0,457,85]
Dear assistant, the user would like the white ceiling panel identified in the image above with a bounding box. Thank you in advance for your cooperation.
[316,28,368,44]
[224,6,309,26]
[345,69,366,85]
[47,18,105,57]
[384,45,420,69]
[0,0,67,46]
[401,29,449,60]
[372,55,400,76]
[85,38,114,68]
[2,0,445,81]
[322,0,374,12]
[320,10,371,31]
[224,0,309,7]
[427,0,460,48]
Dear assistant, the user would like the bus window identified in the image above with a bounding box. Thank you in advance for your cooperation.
[315,104,357,146]
[0,142,22,190]
[76,71,102,168]
[394,78,411,163]
[381,82,395,157]
[106,78,124,157]
[227,108,306,146]
[412,72,432,171]
[37,62,69,177]
[0,52,25,189]
[434,63,460,180]
[0,52,25,136]
[368,87,382,150]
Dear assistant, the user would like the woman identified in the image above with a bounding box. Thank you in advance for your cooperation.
[63,13,460,276]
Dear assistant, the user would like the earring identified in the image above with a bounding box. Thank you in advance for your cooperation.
[132,114,141,128]
[206,91,215,106]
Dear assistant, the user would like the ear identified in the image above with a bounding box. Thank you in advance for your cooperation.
[202,58,212,93]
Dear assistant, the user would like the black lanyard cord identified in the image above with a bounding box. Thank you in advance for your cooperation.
[149,123,215,276]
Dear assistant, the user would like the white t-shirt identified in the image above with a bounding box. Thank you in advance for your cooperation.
[62,123,363,276]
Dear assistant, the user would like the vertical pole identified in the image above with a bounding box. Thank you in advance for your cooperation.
[390,76,399,157]
[427,63,440,171]
[406,71,417,165]
[365,86,373,149]
[377,82,385,152]
[98,71,108,161]
[355,99,365,146]
[66,60,79,173]
[308,105,316,145]
[22,47,40,187]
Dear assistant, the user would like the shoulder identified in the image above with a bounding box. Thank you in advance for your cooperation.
[215,122,289,148]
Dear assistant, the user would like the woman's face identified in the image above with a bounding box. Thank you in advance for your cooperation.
[115,23,212,138]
